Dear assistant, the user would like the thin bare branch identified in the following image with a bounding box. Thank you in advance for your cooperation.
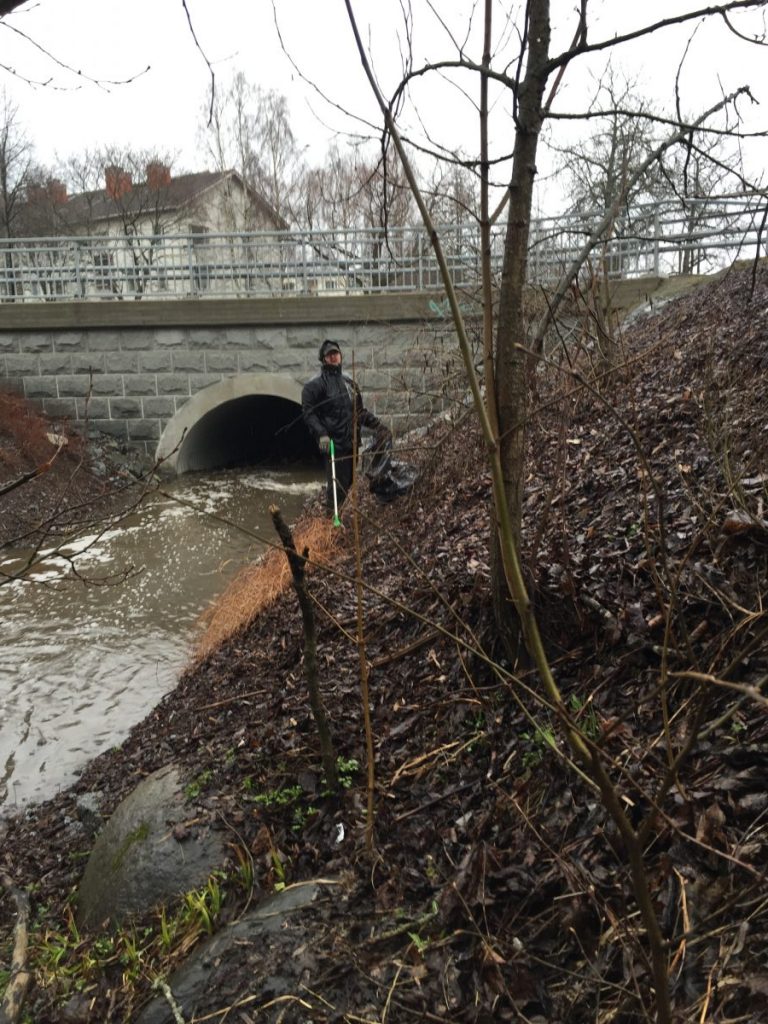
[532,87,752,354]
[181,0,215,124]
[1,21,150,89]
[546,0,768,72]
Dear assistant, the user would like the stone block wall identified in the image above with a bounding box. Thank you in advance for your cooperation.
[0,295,467,458]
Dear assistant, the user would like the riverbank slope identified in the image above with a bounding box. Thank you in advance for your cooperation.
[2,263,768,1022]
[0,391,144,548]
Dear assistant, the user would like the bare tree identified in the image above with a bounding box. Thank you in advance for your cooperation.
[424,158,480,225]
[337,0,765,645]
[550,66,753,278]
[552,69,663,215]
[298,141,414,230]
[336,4,768,1020]
[658,126,749,273]
[0,94,64,298]
[0,90,33,240]
[199,71,301,226]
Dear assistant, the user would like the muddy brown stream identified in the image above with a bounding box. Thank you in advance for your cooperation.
[0,466,319,812]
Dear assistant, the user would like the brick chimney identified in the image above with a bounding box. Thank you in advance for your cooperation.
[47,178,68,204]
[105,165,132,199]
[26,183,47,205]
[146,162,171,189]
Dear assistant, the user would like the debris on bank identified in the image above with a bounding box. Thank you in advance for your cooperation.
[1,264,767,1023]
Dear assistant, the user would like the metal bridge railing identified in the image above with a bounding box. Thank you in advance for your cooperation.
[527,194,767,282]
[0,194,765,303]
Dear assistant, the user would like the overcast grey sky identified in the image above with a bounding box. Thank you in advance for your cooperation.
[1,0,766,203]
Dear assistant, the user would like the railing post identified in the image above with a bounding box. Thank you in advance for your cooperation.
[74,243,84,298]
[187,237,195,296]
[654,209,660,277]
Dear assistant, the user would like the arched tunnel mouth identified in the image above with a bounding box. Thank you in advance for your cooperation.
[176,395,319,474]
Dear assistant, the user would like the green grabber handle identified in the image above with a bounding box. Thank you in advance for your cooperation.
[329,438,342,527]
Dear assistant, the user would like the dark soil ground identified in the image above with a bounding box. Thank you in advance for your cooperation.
[2,264,768,1023]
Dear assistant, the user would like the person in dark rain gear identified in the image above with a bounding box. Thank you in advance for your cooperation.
[302,339,389,510]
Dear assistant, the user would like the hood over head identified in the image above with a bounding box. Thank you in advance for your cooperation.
[319,339,342,362]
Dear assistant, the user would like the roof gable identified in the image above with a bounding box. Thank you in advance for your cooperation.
[61,170,287,231]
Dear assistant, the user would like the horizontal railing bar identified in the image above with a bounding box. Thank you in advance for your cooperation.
[0,192,764,302]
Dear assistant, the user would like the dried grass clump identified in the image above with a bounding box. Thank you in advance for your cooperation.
[194,514,341,658]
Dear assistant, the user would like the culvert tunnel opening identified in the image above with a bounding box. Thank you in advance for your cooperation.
[176,395,318,474]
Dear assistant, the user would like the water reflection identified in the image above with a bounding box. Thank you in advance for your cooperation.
[0,466,320,811]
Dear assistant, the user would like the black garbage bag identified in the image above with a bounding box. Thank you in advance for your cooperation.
[362,433,418,503]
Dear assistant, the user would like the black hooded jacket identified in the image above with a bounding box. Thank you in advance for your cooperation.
[301,344,381,450]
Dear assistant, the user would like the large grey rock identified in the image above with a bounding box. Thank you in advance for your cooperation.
[76,765,225,929]
[135,880,337,1024]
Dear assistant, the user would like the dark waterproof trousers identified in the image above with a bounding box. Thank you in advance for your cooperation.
[326,445,354,511]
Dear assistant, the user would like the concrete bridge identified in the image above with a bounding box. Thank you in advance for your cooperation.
[0,273,713,473]
[0,293,462,473]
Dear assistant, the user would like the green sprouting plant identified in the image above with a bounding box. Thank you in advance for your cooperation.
[231,843,254,893]
[270,848,288,892]
[206,873,225,917]
[64,905,81,944]
[119,930,145,982]
[521,725,557,769]
[335,756,360,790]
[183,890,214,936]
[184,769,213,800]
[30,869,246,1010]
[423,854,440,884]
[408,931,430,955]
[157,907,178,953]
[91,935,115,959]
[291,804,319,833]
[406,901,439,955]
[569,694,601,741]
[248,783,303,807]
[182,874,225,936]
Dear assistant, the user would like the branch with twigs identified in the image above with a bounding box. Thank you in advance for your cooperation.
[270,505,339,792]
[0,872,31,1024]
[0,439,65,498]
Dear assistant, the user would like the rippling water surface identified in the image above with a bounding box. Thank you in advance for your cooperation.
[0,467,320,811]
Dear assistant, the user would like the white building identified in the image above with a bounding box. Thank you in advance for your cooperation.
[4,166,290,300]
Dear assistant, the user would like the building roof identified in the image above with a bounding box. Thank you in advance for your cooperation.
[28,169,288,234]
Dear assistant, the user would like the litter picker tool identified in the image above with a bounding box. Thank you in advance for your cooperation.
[329,438,342,527]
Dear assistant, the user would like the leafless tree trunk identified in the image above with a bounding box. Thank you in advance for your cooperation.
[491,0,551,654]
[270,505,339,791]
